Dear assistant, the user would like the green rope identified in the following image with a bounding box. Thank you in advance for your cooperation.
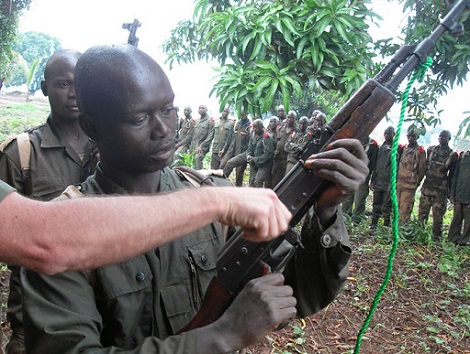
[353,56,433,354]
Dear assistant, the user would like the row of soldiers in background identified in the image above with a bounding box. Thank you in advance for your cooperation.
[343,125,469,246]
[174,104,326,188]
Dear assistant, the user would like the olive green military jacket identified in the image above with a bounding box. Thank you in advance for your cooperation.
[284,130,311,165]
[397,144,426,190]
[450,151,470,204]
[371,142,402,191]
[189,116,215,154]
[0,180,14,201]
[274,124,295,158]
[246,133,275,168]
[0,116,98,201]
[22,166,351,354]
[176,118,195,150]
[212,117,234,153]
[226,118,250,156]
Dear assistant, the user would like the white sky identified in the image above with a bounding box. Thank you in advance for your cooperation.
[17,0,469,143]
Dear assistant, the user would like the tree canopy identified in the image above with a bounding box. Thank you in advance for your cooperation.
[163,0,469,134]
[9,31,61,92]
[163,0,380,117]
[0,0,32,81]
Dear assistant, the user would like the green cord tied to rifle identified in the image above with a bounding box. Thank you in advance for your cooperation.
[353,56,433,354]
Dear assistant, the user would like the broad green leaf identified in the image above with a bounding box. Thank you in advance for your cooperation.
[296,36,309,60]
[248,37,264,61]
[252,76,272,97]
[281,17,300,37]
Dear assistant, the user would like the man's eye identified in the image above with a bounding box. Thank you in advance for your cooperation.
[160,107,177,118]
[58,82,70,88]
[131,116,148,125]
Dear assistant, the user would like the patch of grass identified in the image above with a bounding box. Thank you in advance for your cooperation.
[0,101,48,142]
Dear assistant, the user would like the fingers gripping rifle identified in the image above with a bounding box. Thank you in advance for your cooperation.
[178,0,469,333]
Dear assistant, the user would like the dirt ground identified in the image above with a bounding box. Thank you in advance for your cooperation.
[244,231,470,354]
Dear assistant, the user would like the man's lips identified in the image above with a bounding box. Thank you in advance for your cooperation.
[150,144,174,160]
[67,105,80,112]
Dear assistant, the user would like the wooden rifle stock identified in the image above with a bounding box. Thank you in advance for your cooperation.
[177,0,469,334]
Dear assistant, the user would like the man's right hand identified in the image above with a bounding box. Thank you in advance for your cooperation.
[194,273,296,353]
[216,187,292,242]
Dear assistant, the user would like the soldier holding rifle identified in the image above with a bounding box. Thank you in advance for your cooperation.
[20,44,367,353]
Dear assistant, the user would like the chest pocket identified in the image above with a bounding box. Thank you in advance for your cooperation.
[31,176,67,200]
[93,255,153,301]
[160,238,220,333]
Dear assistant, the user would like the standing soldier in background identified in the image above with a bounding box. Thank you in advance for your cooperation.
[370,126,401,229]
[189,104,214,169]
[175,106,195,154]
[0,50,98,354]
[267,116,279,138]
[396,127,426,223]
[342,136,378,223]
[284,116,310,173]
[210,105,234,169]
[271,110,297,186]
[308,110,326,133]
[448,150,470,246]
[264,116,280,188]
[418,130,458,241]
[220,109,251,186]
[246,119,275,188]
[276,104,287,125]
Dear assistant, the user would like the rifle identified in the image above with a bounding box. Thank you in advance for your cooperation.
[122,19,141,47]
[178,0,470,333]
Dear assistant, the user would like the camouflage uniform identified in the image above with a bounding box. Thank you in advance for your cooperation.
[210,117,234,169]
[448,151,470,245]
[189,116,215,169]
[221,117,251,186]
[342,138,378,221]
[397,144,426,222]
[271,123,295,187]
[418,145,457,239]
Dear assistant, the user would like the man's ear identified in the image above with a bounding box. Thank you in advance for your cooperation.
[79,113,100,141]
[40,80,47,96]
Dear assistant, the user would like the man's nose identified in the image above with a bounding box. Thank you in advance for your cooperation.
[150,114,171,138]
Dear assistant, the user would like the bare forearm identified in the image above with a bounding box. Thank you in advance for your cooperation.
[1,185,290,274]
[0,189,230,274]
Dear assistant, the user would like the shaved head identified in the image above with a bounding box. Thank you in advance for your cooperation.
[75,44,172,120]
[44,49,81,81]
